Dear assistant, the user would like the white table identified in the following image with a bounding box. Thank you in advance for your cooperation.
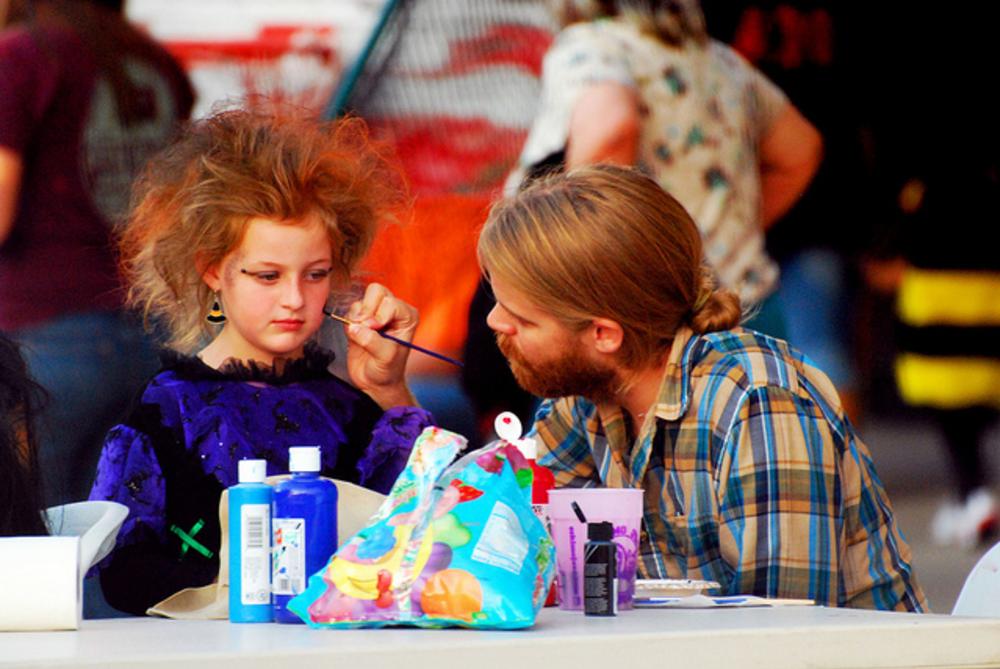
[3,606,1000,669]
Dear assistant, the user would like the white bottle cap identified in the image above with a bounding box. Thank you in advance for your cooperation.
[238,459,267,483]
[494,411,523,443]
[288,446,321,472]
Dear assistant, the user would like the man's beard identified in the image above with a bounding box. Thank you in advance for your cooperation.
[496,333,620,405]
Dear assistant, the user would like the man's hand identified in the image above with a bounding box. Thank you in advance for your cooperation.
[344,282,419,409]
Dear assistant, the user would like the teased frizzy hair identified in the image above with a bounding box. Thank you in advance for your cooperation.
[478,164,740,370]
[119,106,406,352]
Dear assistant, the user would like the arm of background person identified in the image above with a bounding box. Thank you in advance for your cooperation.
[566,81,641,168]
[759,103,823,228]
[0,145,23,247]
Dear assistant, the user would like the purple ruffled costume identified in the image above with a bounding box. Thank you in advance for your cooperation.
[88,345,433,614]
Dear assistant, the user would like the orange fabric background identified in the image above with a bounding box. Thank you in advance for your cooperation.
[360,193,490,364]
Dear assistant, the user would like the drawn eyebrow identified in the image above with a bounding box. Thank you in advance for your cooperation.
[240,258,333,269]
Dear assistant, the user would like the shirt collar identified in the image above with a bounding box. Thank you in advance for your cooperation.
[653,325,697,422]
[591,325,698,428]
[587,326,698,488]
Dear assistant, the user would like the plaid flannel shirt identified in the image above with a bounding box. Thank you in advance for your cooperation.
[531,326,927,611]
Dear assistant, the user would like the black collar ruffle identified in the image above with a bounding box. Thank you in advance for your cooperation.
[161,342,336,385]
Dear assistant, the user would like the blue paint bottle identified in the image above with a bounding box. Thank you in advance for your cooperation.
[228,459,273,623]
[272,446,338,624]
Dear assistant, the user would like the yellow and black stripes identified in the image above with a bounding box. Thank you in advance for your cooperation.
[895,269,1000,409]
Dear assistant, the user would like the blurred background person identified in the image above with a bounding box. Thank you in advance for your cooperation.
[859,6,1000,549]
[325,0,556,445]
[0,330,48,536]
[463,0,821,441]
[505,0,821,332]
[0,0,194,505]
[702,0,870,424]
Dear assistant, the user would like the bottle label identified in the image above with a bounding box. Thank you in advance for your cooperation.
[272,517,306,595]
[240,504,271,605]
[583,542,618,616]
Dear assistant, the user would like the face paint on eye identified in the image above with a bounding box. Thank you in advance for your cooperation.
[240,268,280,283]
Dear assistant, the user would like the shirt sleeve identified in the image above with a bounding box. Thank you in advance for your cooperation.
[88,398,218,615]
[530,398,599,487]
[89,424,167,548]
[838,431,927,611]
[715,385,842,605]
[351,406,435,494]
[715,385,926,611]
[507,22,637,193]
[742,54,789,135]
[0,29,59,153]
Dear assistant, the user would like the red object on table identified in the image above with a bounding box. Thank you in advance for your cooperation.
[522,439,558,606]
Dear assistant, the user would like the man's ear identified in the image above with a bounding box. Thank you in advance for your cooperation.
[196,253,222,292]
[587,317,624,355]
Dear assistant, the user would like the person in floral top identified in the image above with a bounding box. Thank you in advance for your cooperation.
[508,0,821,332]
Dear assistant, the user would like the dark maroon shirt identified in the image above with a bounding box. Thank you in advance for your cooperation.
[0,22,192,329]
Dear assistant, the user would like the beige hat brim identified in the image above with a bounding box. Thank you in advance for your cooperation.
[147,476,385,619]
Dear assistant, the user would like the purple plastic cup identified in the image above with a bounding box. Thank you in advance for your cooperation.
[548,488,644,611]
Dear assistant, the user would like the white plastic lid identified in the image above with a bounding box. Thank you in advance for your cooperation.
[288,446,321,472]
[494,411,523,442]
[238,459,267,483]
[495,411,538,459]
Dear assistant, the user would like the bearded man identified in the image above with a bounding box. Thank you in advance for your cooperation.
[478,164,926,611]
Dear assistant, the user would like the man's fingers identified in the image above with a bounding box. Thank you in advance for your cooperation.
[347,322,394,360]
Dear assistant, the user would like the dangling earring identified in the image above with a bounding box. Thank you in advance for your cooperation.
[206,293,226,324]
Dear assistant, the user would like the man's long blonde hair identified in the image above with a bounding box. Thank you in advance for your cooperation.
[478,164,740,370]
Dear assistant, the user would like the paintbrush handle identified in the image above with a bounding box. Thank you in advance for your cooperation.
[375,331,465,368]
[325,310,464,367]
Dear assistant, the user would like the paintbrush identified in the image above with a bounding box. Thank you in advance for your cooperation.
[323,308,464,368]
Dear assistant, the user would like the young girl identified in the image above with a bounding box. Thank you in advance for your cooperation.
[88,108,434,615]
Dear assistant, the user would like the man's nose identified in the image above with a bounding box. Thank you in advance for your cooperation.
[486,304,515,335]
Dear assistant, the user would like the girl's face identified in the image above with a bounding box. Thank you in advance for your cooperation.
[203,216,336,365]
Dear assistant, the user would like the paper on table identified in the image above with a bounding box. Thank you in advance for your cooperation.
[0,536,80,631]
[44,501,128,571]
[633,594,814,608]
[634,578,720,598]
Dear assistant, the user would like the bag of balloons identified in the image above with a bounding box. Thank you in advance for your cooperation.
[288,426,556,629]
